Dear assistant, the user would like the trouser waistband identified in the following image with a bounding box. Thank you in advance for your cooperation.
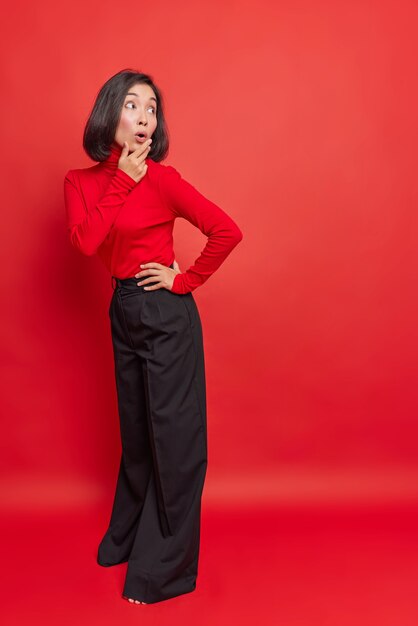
[111,262,175,291]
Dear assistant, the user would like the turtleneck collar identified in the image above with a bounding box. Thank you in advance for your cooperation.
[100,143,123,172]
[99,142,151,173]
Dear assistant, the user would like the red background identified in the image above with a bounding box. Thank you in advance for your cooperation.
[1,0,418,624]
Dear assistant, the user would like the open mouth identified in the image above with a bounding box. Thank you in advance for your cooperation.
[135,133,148,143]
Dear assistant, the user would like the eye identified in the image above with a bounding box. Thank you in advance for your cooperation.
[125,101,156,114]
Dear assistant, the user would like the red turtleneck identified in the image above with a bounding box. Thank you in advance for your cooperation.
[63,144,243,294]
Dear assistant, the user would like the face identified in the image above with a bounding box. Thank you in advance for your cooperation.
[113,82,158,153]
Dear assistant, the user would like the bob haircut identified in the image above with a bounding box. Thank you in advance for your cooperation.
[83,68,169,163]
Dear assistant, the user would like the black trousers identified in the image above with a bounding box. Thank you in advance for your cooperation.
[97,264,208,603]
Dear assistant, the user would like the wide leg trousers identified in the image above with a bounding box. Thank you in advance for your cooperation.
[97,264,208,604]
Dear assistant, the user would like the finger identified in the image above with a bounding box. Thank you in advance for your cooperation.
[137,274,162,286]
[134,268,159,278]
[140,263,164,270]
[142,282,164,291]
[130,151,150,168]
[130,140,152,158]
[130,139,151,154]
[133,149,150,163]
[137,272,162,287]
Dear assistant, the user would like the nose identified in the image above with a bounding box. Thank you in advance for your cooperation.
[137,107,148,126]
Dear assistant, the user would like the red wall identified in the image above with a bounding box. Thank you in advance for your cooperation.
[1,0,417,507]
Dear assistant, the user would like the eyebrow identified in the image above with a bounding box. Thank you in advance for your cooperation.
[125,92,157,103]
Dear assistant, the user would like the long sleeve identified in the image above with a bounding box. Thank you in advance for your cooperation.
[64,168,137,256]
[158,165,243,294]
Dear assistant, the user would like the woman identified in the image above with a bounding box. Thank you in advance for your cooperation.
[63,68,243,605]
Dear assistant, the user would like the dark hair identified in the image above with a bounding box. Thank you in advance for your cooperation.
[83,68,169,163]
